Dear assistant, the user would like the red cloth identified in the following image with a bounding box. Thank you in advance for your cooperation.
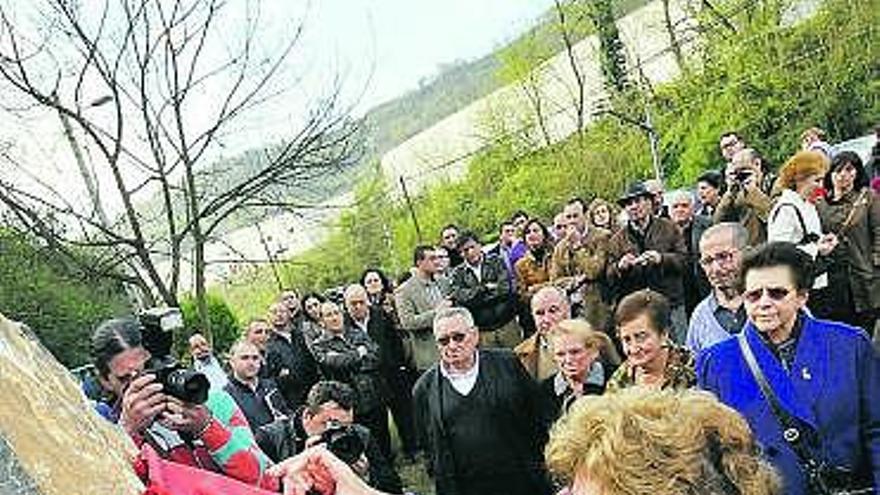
[139,445,280,495]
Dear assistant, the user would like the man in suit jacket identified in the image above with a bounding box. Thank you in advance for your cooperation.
[395,245,452,373]
[451,231,521,349]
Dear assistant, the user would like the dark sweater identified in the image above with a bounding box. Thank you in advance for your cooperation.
[413,350,552,495]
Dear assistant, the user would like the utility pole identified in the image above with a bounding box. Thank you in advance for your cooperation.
[399,176,423,243]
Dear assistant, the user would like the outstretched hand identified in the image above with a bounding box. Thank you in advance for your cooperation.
[267,445,384,495]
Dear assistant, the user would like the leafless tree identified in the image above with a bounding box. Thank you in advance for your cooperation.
[0,0,360,339]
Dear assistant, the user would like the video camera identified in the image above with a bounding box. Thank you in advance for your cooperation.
[138,307,210,405]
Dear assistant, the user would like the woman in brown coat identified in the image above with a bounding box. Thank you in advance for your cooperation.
[817,151,880,333]
[514,218,554,306]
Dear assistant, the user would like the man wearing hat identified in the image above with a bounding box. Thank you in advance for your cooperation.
[608,181,689,343]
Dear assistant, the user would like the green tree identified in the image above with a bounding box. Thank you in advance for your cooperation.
[0,228,130,367]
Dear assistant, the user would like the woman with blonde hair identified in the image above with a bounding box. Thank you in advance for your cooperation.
[768,151,838,289]
[540,319,620,418]
[545,389,781,495]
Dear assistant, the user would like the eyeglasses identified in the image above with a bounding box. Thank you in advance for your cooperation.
[436,332,468,347]
[699,250,736,268]
[743,287,791,303]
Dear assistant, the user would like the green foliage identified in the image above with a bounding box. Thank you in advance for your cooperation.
[657,0,879,185]
[176,292,240,359]
[589,0,630,92]
[0,228,130,367]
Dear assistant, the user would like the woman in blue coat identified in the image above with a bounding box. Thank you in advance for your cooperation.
[697,242,879,494]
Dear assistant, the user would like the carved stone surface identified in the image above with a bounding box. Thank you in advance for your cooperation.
[0,313,143,495]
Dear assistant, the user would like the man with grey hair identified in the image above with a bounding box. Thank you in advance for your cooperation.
[343,284,418,460]
[413,307,552,495]
[668,189,712,314]
[686,223,750,353]
[514,286,571,380]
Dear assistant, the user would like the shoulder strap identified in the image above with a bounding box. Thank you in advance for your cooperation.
[736,333,822,469]
[771,202,810,245]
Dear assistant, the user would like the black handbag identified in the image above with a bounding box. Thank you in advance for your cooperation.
[737,333,872,495]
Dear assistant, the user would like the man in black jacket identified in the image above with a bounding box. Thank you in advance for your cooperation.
[257,381,403,494]
[413,307,552,495]
[224,339,291,431]
[450,231,521,348]
[264,301,319,410]
[310,301,391,460]
[344,284,419,460]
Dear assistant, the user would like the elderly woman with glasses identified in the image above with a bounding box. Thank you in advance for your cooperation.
[540,319,620,418]
[605,289,696,393]
[698,242,879,495]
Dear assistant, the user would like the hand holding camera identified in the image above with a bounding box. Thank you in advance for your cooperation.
[120,373,166,436]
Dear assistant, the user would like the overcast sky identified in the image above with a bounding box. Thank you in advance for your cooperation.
[0,0,556,213]
[307,0,556,111]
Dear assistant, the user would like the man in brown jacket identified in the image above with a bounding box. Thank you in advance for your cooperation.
[608,181,689,343]
[550,198,613,330]
[513,286,570,380]
[714,148,773,246]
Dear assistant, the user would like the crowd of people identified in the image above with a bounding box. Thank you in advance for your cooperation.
[86,127,880,495]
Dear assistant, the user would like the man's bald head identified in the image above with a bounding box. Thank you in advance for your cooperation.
[531,286,571,334]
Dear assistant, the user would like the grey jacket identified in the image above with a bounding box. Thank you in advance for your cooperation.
[394,274,450,370]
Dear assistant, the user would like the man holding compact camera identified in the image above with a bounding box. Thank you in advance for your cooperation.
[608,181,690,343]
[91,313,278,491]
[714,147,773,246]
[256,380,403,494]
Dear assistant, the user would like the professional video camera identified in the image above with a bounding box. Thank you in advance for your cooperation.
[320,420,365,465]
[138,307,210,404]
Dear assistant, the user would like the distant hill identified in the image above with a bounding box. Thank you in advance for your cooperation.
[136,0,651,241]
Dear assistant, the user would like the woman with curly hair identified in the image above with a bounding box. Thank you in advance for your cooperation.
[605,289,695,393]
[587,197,619,232]
[545,389,781,495]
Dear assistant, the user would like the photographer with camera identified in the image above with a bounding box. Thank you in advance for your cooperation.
[714,148,773,246]
[91,316,279,491]
[257,380,403,494]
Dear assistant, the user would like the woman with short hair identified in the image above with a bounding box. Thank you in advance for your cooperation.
[605,289,695,392]
[816,151,880,333]
[540,319,619,418]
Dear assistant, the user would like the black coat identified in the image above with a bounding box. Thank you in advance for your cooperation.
[223,376,291,430]
[413,350,553,495]
[264,328,319,408]
[450,254,515,330]
[349,307,409,377]
[310,326,386,415]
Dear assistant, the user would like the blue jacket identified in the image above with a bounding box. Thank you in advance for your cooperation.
[697,314,880,494]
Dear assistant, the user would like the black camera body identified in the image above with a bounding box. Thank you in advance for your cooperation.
[734,169,754,185]
[138,307,210,405]
[320,420,365,465]
[145,357,210,404]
